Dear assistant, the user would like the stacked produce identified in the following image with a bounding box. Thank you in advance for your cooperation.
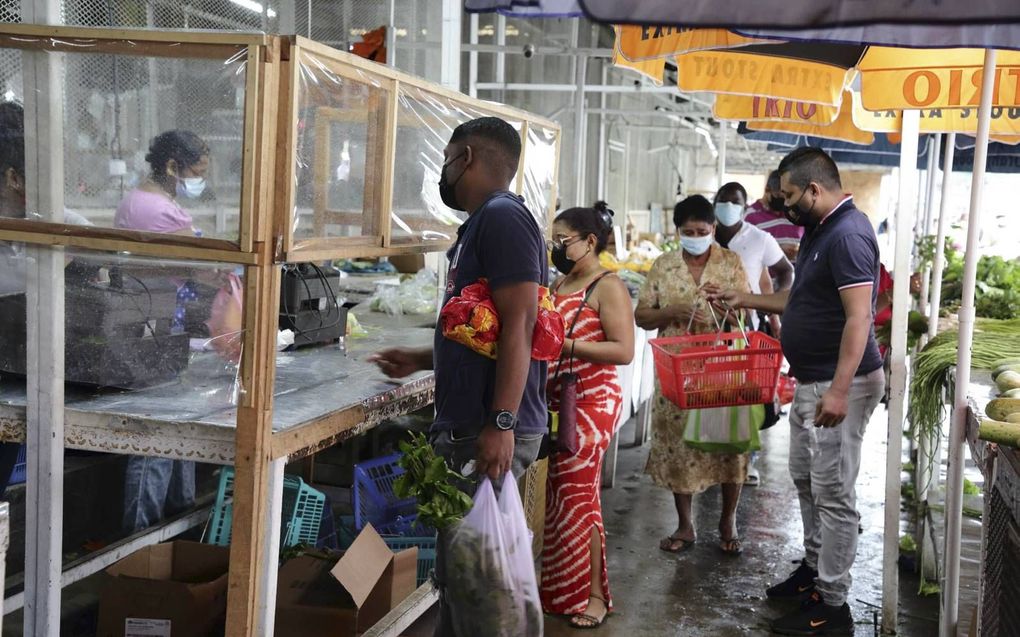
[909,319,1020,450]
[978,359,1020,447]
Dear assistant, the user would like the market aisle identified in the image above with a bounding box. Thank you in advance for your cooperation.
[541,407,967,636]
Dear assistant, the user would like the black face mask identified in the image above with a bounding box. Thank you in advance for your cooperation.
[438,151,467,211]
[784,189,816,227]
[768,195,788,213]
[550,245,576,275]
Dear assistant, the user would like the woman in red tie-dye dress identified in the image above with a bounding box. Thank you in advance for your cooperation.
[541,202,635,629]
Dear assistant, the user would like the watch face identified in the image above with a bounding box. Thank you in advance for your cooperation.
[495,411,516,430]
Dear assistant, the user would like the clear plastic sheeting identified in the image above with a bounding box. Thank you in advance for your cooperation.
[0,249,248,421]
[292,48,389,245]
[523,124,558,228]
[0,36,249,241]
[391,84,499,244]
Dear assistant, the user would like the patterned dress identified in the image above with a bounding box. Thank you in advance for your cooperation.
[540,281,623,615]
[640,245,753,494]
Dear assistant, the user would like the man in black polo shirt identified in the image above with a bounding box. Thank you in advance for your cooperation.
[709,147,885,636]
[369,116,546,636]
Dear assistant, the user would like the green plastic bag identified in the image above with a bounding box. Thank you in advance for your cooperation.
[683,404,764,454]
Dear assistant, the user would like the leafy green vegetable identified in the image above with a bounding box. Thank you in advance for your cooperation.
[937,240,1020,319]
[899,534,917,553]
[393,433,474,530]
[963,478,980,496]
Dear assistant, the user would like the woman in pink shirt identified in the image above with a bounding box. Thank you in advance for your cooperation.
[118,130,211,533]
[115,130,209,236]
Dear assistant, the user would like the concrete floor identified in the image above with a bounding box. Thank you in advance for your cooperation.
[536,406,975,637]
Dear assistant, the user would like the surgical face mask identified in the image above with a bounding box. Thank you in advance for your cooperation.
[438,151,467,211]
[714,201,743,227]
[680,234,713,256]
[176,176,206,199]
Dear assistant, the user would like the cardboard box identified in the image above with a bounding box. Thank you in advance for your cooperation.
[97,541,230,637]
[275,523,418,637]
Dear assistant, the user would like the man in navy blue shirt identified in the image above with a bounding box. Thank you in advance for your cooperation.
[369,116,546,636]
[709,147,885,636]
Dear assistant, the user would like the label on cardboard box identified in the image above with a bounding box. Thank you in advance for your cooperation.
[125,618,171,637]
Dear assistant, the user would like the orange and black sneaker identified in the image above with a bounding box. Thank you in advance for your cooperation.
[766,562,818,599]
[770,599,854,636]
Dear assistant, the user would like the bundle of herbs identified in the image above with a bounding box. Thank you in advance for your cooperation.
[392,432,473,531]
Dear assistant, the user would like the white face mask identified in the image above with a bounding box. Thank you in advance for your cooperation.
[680,234,713,256]
[714,201,744,227]
[176,176,206,199]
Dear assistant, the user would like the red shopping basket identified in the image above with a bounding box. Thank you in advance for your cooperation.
[649,331,783,409]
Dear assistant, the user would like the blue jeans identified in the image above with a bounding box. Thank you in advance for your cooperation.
[123,456,195,533]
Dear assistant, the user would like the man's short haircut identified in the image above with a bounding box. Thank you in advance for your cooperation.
[766,169,781,192]
[674,194,716,228]
[0,101,25,178]
[715,181,748,205]
[777,147,842,191]
[449,116,522,181]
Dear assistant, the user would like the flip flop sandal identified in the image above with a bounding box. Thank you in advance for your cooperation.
[719,538,743,555]
[659,536,696,553]
[569,613,607,630]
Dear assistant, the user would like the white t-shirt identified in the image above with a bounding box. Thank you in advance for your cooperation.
[726,222,786,295]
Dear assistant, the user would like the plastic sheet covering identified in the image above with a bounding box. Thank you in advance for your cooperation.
[390,83,504,244]
[523,124,558,228]
[292,49,389,246]
[0,37,248,241]
[0,248,248,417]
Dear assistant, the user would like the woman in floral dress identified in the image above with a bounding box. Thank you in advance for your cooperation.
[541,202,635,629]
[635,195,752,556]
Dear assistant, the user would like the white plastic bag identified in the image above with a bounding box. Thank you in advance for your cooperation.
[446,474,543,637]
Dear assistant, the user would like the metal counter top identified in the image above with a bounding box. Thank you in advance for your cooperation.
[0,309,436,464]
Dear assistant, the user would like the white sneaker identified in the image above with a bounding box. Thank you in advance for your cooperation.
[745,465,760,487]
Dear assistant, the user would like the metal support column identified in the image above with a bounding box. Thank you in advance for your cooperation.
[468,14,479,98]
[494,14,506,103]
[918,135,942,321]
[256,459,286,637]
[942,49,997,637]
[386,0,397,68]
[927,134,957,343]
[883,109,921,635]
[573,54,588,206]
[439,0,461,92]
[596,62,608,201]
[717,125,727,189]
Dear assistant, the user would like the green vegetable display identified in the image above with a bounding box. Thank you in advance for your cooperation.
[930,236,1020,320]
[392,433,474,531]
[909,319,1020,454]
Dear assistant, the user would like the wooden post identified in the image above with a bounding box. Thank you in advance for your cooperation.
[379,81,399,247]
[224,40,282,637]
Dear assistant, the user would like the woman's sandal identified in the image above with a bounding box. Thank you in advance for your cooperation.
[658,534,696,554]
[569,595,609,630]
[718,537,743,556]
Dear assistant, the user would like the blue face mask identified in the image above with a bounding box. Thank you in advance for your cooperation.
[680,234,713,256]
[714,202,744,227]
[176,176,206,199]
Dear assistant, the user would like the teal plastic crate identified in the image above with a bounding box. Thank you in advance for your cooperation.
[382,535,437,587]
[205,468,326,549]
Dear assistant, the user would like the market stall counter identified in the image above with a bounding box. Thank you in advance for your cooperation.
[0,309,435,465]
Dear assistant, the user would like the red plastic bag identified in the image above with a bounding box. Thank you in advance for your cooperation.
[440,279,564,361]
[777,373,796,406]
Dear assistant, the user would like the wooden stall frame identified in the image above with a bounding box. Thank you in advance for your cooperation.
[0,24,267,259]
[1,24,561,637]
[277,36,558,263]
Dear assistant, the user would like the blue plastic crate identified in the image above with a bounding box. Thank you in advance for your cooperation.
[7,445,26,486]
[353,453,418,531]
[383,535,437,587]
[205,468,326,550]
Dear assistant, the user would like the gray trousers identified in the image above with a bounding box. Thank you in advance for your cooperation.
[789,369,885,606]
[431,430,544,637]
